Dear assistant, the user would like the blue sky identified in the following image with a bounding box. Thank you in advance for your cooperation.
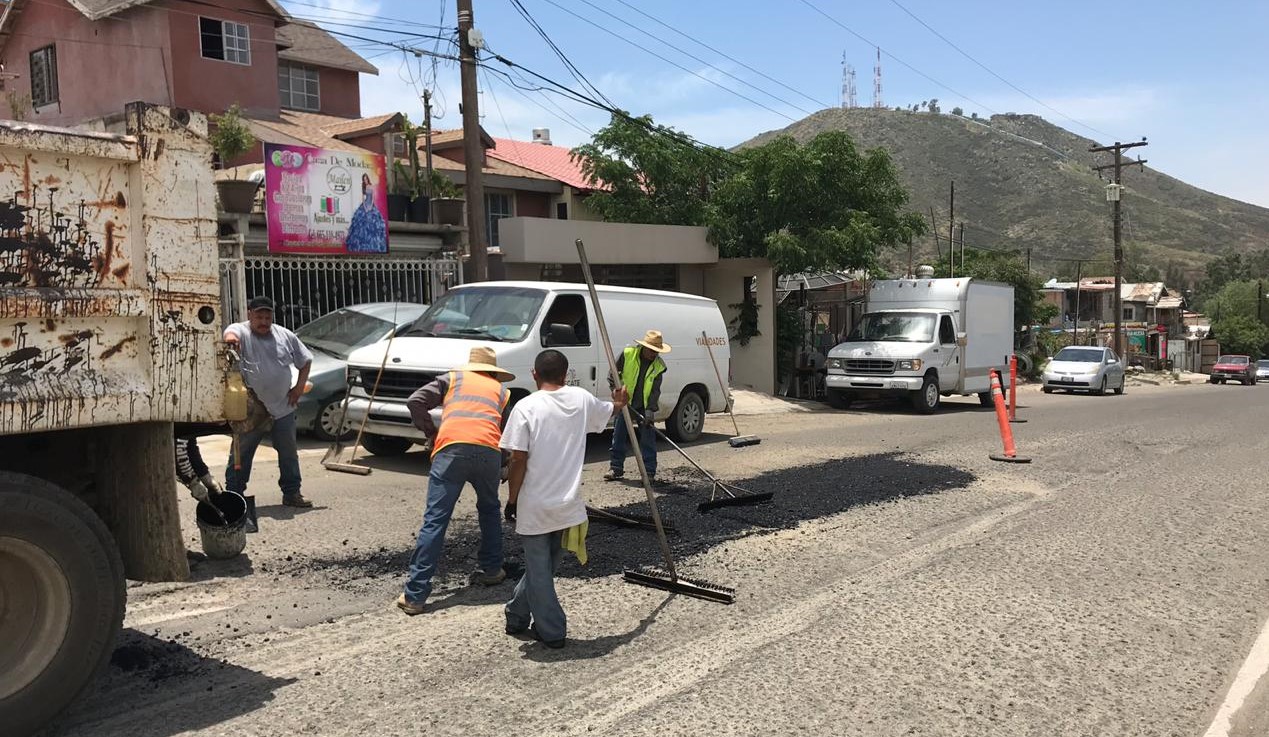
[287,0,1269,207]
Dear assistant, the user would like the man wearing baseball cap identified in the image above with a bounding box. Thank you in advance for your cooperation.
[222,296,315,510]
[606,330,670,484]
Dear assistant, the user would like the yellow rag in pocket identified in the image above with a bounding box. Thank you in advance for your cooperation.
[561,520,589,565]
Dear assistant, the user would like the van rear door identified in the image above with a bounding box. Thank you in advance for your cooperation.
[538,292,600,395]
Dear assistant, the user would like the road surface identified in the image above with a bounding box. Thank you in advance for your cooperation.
[41,380,1269,737]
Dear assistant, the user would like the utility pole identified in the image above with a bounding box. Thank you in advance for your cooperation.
[928,207,941,264]
[907,236,914,278]
[458,0,488,281]
[1026,248,1032,274]
[423,89,435,203]
[1073,260,1083,345]
[958,222,965,273]
[948,181,955,278]
[1259,279,1264,323]
[1090,138,1148,360]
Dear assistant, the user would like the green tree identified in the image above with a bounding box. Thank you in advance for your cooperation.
[951,106,964,116]
[706,131,927,274]
[928,98,940,113]
[934,249,1058,331]
[1210,315,1269,359]
[1205,279,1269,357]
[570,113,728,225]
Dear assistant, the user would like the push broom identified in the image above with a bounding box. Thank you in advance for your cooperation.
[576,238,735,605]
[322,303,403,476]
[640,421,774,512]
[701,331,760,448]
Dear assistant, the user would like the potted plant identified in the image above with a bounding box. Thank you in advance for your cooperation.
[210,104,260,214]
[389,117,432,223]
[387,161,411,223]
[429,169,464,226]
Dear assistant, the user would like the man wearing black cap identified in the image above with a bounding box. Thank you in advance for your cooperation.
[223,296,315,508]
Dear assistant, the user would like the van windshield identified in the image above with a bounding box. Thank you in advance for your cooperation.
[403,286,546,342]
[845,312,936,343]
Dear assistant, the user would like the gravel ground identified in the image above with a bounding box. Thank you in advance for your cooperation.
[39,379,1269,737]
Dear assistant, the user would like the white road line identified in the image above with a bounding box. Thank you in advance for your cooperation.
[1203,615,1269,737]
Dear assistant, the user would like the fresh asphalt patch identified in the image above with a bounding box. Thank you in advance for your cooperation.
[272,453,975,593]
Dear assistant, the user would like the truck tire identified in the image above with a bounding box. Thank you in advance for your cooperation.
[0,472,125,737]
[666,391,706,442]
[978,391,994,407]
[360,434,413,457]
[827,389,853,410]
[911,374,940,414]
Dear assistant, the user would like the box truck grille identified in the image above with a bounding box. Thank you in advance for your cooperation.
[359,369,440,399]
[845,359,895,375]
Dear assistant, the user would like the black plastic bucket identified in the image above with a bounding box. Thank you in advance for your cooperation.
[195,491,248,559]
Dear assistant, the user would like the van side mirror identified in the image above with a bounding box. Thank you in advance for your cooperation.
[543,323,576,347]
[956,335,967,347]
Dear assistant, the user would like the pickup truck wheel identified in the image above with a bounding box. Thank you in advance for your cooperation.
[827,390,853,410]
[666,391,705,443]
[978,391,994,407]
[360,434,413,457]
[312,395,355,443]
[911,375,940,414]
[0,472,124,737]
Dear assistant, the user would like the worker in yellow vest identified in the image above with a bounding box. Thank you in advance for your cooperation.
[397,346,514,616]
[605,330,671,483]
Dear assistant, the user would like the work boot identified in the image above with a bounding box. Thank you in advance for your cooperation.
[396,594,427,616]
[603,469,624,482]
[282,494,313,509]
[244,495,258,533]
[474,568,506,586]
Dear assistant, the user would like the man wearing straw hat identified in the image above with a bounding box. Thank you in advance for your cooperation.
[397,346,515,615]
[605,329,671,483]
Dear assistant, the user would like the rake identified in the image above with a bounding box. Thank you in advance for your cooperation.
[576,238,735,605]
[645,422,774,513]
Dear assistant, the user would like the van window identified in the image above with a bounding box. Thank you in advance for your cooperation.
[939,315,956,345]
[540,294,590,347]
[404,286,546,342]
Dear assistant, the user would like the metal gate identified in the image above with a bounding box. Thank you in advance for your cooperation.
[219,253,461,329]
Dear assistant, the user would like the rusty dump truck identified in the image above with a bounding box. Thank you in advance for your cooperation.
[0,104,227,735]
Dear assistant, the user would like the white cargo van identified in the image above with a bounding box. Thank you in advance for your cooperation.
[343,281,731,454]
[825,276,1014,413]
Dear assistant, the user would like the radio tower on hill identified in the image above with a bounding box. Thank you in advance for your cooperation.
[872,47,883,108]
[841,51,857,108]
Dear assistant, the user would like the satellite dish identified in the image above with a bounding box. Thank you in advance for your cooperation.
[248,169,265,184]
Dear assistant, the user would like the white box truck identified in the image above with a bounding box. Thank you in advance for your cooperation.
[343,281,731,452]
[0,105,226,736]
[825,275,1014,413]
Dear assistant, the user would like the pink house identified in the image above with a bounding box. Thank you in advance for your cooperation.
[0,0,377,124]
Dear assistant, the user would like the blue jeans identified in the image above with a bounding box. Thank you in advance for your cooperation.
[403,444,503,604]
[225,411,302,498]
[505,530,566,643]
[611,415,657,477]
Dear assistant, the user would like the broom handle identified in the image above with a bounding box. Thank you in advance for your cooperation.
[702,330,741,436]
[575,239,677,580]
[347,319,397,462]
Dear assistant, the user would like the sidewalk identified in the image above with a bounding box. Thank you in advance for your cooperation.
[729,389,821,416]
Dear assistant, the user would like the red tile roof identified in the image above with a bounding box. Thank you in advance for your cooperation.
[488,137,597,190]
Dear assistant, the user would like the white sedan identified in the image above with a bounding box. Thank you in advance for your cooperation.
[1041,346,1127,395]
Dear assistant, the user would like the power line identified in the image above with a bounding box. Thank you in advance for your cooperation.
[609,0,835,112]
[508,0,619,110]
[567,0,818,117]
[798,0,1002,118]
[535,0,800,123]
[885,0,1118,141]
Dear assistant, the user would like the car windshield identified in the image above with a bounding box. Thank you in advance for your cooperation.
[295,308,395,359]
[1054,347,1105,363]
[1217,355,1249,365]
[404,286,546,342]
[844,312,936,343]
[1259,360,1269,368]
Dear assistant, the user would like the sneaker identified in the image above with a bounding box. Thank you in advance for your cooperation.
[396,594,426,616]
[529,627,566,649]
[474,568,506,586]
[603,469,624,481]
[506,621,530,636]
[282,494,313,508]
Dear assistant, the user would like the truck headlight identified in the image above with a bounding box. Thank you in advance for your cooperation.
[897,359,923,371]
[348,370,363,386]
[826,358,842,370]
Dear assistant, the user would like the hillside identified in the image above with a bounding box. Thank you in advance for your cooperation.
[740,109,1269,276]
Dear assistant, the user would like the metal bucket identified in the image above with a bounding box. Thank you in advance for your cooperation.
[195,491,248,560]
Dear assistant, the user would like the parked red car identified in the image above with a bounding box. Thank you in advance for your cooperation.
[1209,355,1257,385]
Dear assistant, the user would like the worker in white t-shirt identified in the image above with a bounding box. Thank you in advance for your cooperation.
[499,349,628,649]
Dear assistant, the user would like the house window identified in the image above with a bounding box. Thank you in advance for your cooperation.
[1122,306,1135,321]
[555,202,568,219]
[29,45,58,108]
[485,192,513,248]
[200,17,251,65]
[278,63,319,111]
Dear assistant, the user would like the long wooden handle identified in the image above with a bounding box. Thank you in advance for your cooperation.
[575,239,677,579]
[702,330,741,436]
